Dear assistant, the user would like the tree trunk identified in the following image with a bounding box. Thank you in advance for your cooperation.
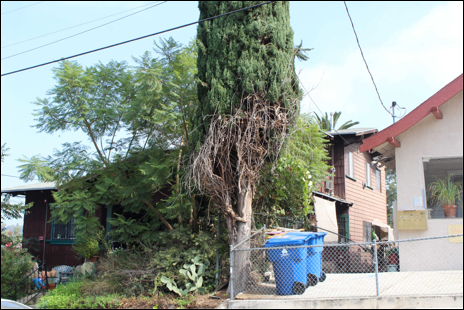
[190,194,198,234]
[176,137,184,224]
[227,181,254,297]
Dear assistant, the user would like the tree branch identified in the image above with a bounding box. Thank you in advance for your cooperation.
[142,199,173,231]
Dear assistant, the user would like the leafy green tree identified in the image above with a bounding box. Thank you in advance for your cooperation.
[1,144,32,231]
[314,111,360,131]
[254,114,331,226]
[17,38,198,241]
[386,169,397,227]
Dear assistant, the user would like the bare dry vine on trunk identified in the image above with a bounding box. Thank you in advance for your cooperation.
[187,74,300,243]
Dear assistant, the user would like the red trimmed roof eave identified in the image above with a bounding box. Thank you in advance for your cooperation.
[360,74,463,153]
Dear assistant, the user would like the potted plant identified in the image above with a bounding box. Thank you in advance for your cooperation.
[48,277,57,290]
[72,235,100,263]
[428,176,463,218]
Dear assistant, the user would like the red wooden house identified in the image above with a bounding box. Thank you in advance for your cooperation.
[313,127,389,243]
[1,182,167,268]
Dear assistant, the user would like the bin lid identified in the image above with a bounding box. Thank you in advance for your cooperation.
[264,233,310,247]
[285,231,318,238]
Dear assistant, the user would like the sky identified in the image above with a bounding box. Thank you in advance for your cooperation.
[1,1,463,226]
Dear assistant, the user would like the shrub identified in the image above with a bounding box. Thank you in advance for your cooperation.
[1,244,35,299]
[36,279,121,309]
[72,235,100,260]
[97,224,228,296]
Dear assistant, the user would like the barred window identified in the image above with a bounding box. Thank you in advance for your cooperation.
[52,218,76,240]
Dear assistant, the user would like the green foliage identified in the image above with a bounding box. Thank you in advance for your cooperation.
[35,279,122,309]
[1,144,33,224]
[97,225,224,297]
[314,111,360,131]
[160,255,209,297]
[1,244,35,299]
[72,235,100,260]
[17,37,198,240]
[428,176,463,206]
[254,114,331,225]
[1,143,9,162]
[191,1,301,150]
[386,169,397,227]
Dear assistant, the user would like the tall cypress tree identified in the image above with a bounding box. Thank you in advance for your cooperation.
[191,1,300,150]
[190,2,300,285]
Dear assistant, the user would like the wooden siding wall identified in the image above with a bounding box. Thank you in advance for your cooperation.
[333,142,345,199]
[344,142,387,243]
[24,191,85,268]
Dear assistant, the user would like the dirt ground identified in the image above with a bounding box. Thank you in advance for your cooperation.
[117,289,228,309]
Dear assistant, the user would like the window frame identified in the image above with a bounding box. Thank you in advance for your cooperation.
[366,162,371,187]
[347,151,354,178]
[51,217,76,241]
[376,169,381,192]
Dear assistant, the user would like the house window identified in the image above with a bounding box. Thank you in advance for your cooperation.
[376,170,381,192]
[366,163,371,187]
[424,158,463,219]
[52,218,76,240]
[347,151,354,178]
[337,214,350,243]
[363,221,372,242]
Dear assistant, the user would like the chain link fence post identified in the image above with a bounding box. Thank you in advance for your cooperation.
[230,244,234,301]
[263,224,266,246]
[373,240,380,296]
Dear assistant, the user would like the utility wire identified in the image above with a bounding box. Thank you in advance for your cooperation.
[1,1,167,60]
[1,1,274,77]
[343,1,393,117]
[1,1,45,15]
[2,1,163,49]
[1,173,36,181]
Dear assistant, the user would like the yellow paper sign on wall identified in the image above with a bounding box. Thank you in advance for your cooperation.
[448,225,463,243]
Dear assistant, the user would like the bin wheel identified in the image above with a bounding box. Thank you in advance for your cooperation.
[319,272,326,282]
[292,281,306,295]
[306,274,318,287]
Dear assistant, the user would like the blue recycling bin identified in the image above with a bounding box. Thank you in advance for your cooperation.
[264,234,311,295]
[286,232,327,286]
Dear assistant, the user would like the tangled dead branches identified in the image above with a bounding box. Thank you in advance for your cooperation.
[187,91,299,239]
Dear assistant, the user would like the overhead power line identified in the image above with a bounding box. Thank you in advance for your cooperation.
[1,1,273,77]
[1,1,45,16]
[1,1,167,60]
[1,173,36,180]
[2,1,163,49]
[343,1,393,117]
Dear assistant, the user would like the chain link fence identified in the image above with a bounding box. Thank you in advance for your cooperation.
[230,233,463,300]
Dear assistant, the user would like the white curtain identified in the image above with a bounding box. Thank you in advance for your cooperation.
[314,196,339,243]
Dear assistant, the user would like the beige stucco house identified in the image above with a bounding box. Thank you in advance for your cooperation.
[360,74,463,271]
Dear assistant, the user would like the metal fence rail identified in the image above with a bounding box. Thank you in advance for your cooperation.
[230,234,463,300]
[1,262,49,304]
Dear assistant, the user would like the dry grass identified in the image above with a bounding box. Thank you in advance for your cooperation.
[115,289,228,309]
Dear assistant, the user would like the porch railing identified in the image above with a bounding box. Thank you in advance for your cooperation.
[1,262,49,305]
